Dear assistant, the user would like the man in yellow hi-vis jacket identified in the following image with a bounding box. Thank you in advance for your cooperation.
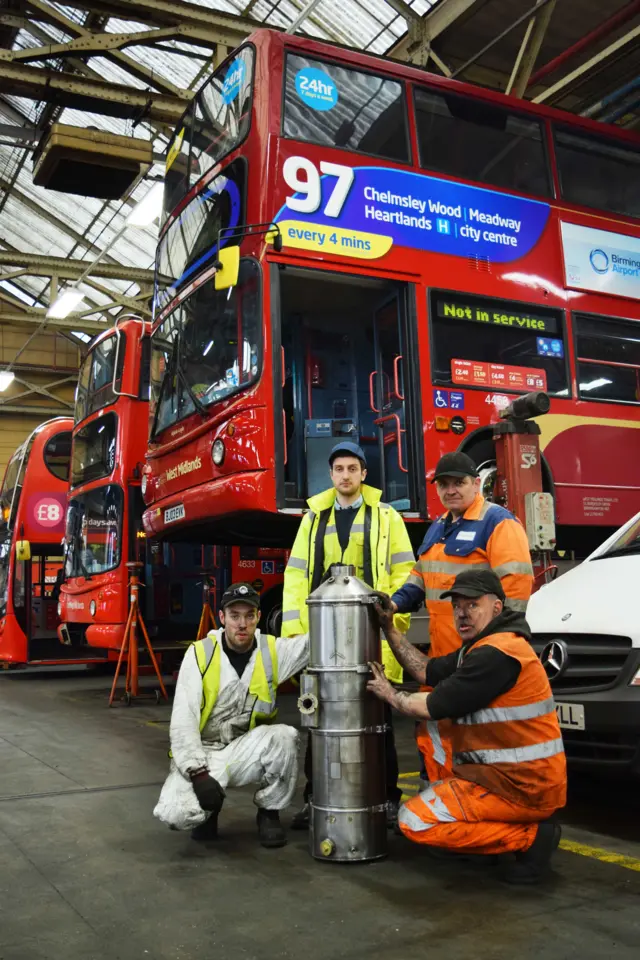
[154,583,309,848]
[282,441,415,828]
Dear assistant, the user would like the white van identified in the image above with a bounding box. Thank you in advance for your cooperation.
[527,510,640,776]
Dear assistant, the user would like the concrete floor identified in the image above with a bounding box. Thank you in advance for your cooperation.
[1,670,639,960]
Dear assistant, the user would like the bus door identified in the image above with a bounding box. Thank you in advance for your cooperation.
[277,265,423,513]
[29,553,64,647]
[371,294,409,510]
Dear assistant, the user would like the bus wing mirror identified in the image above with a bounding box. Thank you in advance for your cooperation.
[16,540,31,562]
[214,247,240,291]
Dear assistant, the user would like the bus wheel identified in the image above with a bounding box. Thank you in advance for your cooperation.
[265,602,283,637]
[477,459,498,502]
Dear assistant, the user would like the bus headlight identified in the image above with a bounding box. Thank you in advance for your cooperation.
[212,439,225,466]
[90,600,97,617]
[57,602,62,617]
[141,474,148,496]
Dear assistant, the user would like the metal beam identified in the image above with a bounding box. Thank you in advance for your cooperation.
[0,60,189,124]
[0,403,72,416]
[388,0,482,61]
[451,0,556,80]
[0,301,108,334]
[0,251,157,284]
[506,0,557,97]
[40,0,261,39]
[13,374,76,409]
[24,0,192,99]
[533,24,640,104]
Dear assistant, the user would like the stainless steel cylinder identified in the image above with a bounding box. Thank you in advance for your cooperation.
[299,564,387,862]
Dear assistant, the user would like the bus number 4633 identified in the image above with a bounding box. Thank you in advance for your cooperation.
[283,156,354,218]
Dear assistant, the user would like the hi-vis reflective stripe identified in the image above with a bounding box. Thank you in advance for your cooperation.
[351,524,365,533]
[398,805,431,833]
[454,737,565,766]
[420,559,491,576]
[325,525,336,535]
[253,634,276,716]
[287,556,308,571]
[282,610,300,622]
[199,636,215,672]
[426,720,446,766]
[425,588,445,600]
[492,561,534,577]
[391,551,415,564]
[456,696,556,726]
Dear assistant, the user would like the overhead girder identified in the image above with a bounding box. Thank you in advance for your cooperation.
[0,60,189,123]
[43,0,264,38]
[506,0,557,97]
[0,251,157,284]
[389,0,483,65]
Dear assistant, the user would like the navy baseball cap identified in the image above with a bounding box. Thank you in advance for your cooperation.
[329,441,367,466]
[220,582,261,610]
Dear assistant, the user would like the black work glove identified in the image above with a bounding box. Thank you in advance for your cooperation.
[190,772,225,813]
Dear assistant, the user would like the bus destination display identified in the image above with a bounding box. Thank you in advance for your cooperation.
[436,297,558,333]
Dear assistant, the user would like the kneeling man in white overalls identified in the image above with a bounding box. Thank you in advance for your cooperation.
[154,583,309,848]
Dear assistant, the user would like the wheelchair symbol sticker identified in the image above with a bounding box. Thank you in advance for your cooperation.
[261,560,275,575]
[433,389,450,408]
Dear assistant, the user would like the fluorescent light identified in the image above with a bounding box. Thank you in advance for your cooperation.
[47,288,85,319]
[0,371,14,391]
[580,378,612,392]
[203,340,214,357]
[127,183,163,227]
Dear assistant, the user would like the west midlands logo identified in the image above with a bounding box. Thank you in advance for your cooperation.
[589,248,609,274]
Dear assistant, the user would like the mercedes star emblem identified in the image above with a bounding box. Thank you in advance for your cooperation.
[540,640,569,681]
[561,613,572,622]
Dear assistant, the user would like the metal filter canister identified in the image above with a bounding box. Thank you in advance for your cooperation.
[299,564,387,862]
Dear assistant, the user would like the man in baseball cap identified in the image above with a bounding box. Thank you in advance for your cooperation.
[282,437,415,829]
[154,583,309,849]
[367,568,566,884]
[388,449,534,785]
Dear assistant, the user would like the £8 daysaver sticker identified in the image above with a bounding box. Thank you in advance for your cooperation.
[295,67,338,111]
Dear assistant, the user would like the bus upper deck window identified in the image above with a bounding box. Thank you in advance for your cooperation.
[283,54,410,165]
[414,88,552,199]
[574,314,640,404]
[555,128,640,219]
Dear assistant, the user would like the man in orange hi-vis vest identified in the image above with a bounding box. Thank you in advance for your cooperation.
[390,451,534,783]
[368,568,566,885]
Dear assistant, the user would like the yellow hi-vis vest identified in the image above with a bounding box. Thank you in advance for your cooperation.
[194,632,279,732]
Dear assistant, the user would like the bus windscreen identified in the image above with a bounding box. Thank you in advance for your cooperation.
[65,485,123,578]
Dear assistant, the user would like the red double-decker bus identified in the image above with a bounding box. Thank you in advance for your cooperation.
[0,418,106,666]
[142,29,640,555]
[60,317,287,648]
[59,317,150,650]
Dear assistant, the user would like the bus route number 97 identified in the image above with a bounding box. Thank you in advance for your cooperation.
[283,156,354,219]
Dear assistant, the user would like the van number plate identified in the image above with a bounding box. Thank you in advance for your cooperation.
[164,503,185,524]
[555,702,585,731]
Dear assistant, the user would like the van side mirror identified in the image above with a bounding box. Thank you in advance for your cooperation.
[214,246,240,291]
[16,540,31,562]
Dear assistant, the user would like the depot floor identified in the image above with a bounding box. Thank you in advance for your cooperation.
[1,670,639,960]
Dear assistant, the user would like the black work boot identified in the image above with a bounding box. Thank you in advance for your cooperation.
[257,808,287,848]
[291,801,311,830]
[503,819,561,884]
[191,812,221,842]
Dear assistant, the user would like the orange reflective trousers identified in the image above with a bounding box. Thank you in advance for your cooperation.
[398,778,545,855]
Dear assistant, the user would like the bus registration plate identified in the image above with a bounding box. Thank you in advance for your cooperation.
[555,702,585,731]
[164,504,185,525]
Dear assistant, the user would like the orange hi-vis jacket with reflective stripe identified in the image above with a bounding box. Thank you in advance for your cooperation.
[449,632,567,812]
[396,494,533,657]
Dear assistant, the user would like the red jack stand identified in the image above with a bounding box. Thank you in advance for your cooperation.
[492,392,558,590]
[196,574,217,641]
[109,562,169,706]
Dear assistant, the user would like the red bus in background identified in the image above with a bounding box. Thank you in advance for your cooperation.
[60,317,287,650]
[0,418,107,666]
[59,317,157,650]
[142,29,640,557]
